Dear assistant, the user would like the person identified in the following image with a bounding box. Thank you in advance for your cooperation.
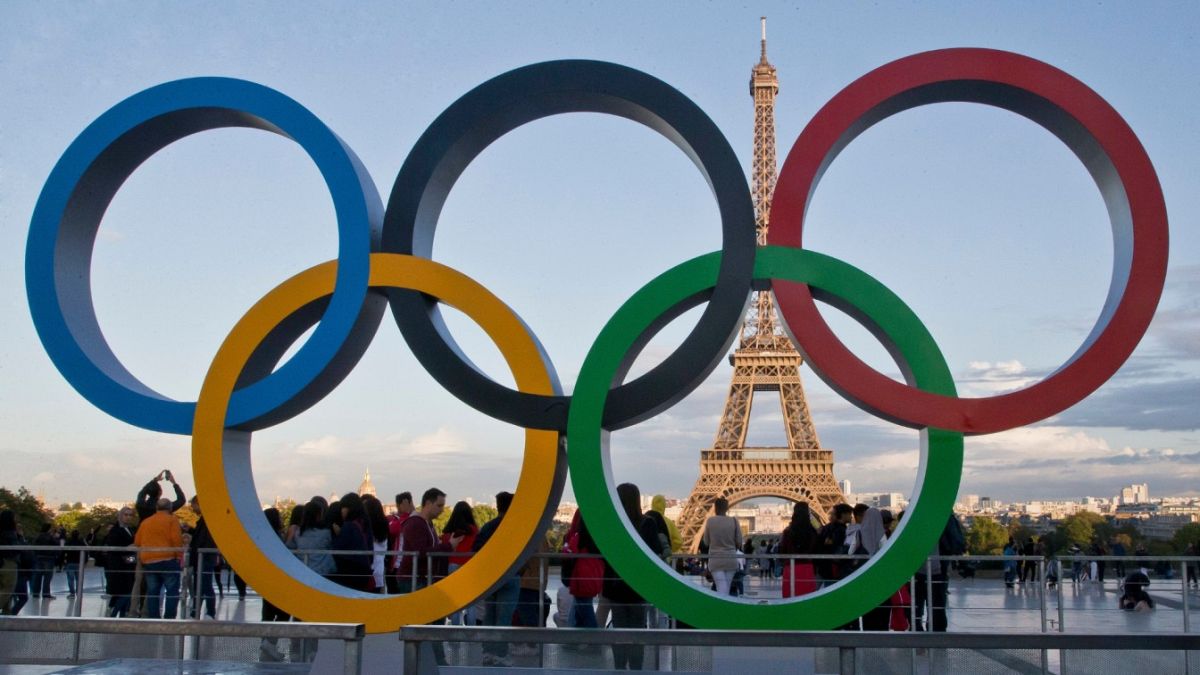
[362,495,390,593]
[563,510,602,630]
[604,483,665,670]
[1091,540,1108,584]
[386,492,414,594]
[1022,538,1041,581]
[64,530,84,598]
[331,493,373,592]
[1119,571,1154,611]
[31,523,57,599]
[259,508,292,662]
[136,470,186,521]
[1112,539,1128,579]
[287,499,334,662]
[0,511,18,612]
[852,508,890,630]
[701,497,741,596]
[133,497,183,619]
[440,501,479,623]
[473,492,516,667]
[651,495,682,564]
[4,522,33,615]
[1069,544,1084,583]
[1003,538,1019,588]
[915,514,963,632]
[399,488,462,666]
[288,499,336,578]
[187,497,217,620]
[513,531,552,657]
[102,506,138,617]
[778,502,817,598]
[815,504,853,585]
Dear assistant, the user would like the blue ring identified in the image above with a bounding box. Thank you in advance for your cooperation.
[26,77,380,434]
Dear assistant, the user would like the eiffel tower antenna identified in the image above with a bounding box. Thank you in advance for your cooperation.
[675,19,847,551]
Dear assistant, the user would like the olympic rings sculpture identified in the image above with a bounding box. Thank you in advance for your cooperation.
[26,48,1166,632]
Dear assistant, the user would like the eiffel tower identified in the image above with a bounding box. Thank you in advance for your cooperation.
[675,18,847,551]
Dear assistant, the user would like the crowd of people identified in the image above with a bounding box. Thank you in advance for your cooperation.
[0,472,1175,667]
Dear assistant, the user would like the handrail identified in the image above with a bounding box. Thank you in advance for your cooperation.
[0,616,363,640]
[399,624,1200,648]
[0,617,364,674]
[400,626,1200,674]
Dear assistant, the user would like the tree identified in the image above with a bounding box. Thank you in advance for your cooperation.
[0,486,53,536]
[966,516,1007,555]
[1171,523,1200,553]
[54,504,120,542]
[1056,512,1106,548]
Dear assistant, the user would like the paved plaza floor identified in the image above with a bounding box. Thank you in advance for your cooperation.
[3,565,1197,673]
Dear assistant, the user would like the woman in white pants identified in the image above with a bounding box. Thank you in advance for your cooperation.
[702,498,742,596]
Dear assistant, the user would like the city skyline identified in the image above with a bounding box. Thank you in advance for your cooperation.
[2,4,1198,508]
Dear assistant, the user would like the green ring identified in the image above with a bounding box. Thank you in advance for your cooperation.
[567,245,963,629]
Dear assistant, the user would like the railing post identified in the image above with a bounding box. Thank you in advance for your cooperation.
[839,646,855,675]
[344,636,363,675]
[1182,560,1190,633]
[1056,560,1065,633]
[538,554,546,669]
[1038,558,1048,633]
[925,557,934,632]
[403,636,418,675]
[74,548,86,617]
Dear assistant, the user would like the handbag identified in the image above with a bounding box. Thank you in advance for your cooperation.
[568,555,604,599]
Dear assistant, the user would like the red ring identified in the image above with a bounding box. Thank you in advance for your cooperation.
[768,48,1168,434]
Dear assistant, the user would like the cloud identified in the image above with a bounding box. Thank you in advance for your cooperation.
[1055,378,1200,431]
[296,434,343,457]
[958,360,1040,396]
[402,428,470,457]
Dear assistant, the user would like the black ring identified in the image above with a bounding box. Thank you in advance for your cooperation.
[382,60,755,431]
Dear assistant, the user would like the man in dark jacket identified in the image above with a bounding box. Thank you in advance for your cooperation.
[136,470,186,521]
[187,497,218,619]
[816,504,853,585]
[103,507,138,617]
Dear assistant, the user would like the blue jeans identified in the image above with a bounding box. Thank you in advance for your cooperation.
[66,566,78,595]
[482,576,520,657]
[143,559,181,619]
[573,595,597,628]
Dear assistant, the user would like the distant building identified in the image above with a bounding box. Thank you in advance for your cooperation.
[357,469,377,497]
[1120,483,1150,505]
[839,480,852,496]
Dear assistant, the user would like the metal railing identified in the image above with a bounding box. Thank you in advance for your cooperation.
[400,625,1200,675]
[0,616,365,674]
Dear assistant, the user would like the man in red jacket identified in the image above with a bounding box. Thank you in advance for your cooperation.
[386,492,414,594]
[395,488,462,592]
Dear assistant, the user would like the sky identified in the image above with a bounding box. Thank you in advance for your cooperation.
[1,2,1197,510]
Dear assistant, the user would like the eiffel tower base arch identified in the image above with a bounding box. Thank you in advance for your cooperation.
[675,448,846,552]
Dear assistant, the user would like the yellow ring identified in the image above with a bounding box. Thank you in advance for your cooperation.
[192,253,561,633]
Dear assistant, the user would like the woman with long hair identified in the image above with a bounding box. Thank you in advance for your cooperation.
[259,508,292,661]
[362,495,390,593]
[331,493,372,592]
[287,499,335,579]
[440,501,478,623]
[605,483,665,670]
[779,502,817,598]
